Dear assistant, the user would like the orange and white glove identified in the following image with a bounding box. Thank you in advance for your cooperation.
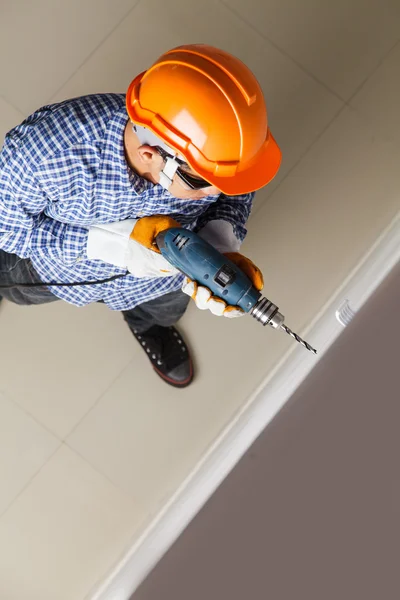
[182,252,264,318]
[87,215,180,278]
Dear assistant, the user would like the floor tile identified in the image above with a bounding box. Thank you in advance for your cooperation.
[0,0,138,114]
[0,96,25,142]
[0,301,137,439]
[350,41,400,144]
[224,0,400,100]
[0,445,144,600]
[0,392,59,517]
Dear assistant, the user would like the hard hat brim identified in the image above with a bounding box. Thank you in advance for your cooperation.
[198,132,282,195]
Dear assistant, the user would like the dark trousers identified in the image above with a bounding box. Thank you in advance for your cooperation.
[0,250,189,333]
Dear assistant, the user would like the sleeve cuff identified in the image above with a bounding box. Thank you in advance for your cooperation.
[197,220,241,253]
[86,220,137,267]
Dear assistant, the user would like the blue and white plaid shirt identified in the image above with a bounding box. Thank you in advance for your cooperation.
[0,94,254,310]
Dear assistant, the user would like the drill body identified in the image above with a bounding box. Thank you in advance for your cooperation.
[157,228,261,312]
[156,227,317,355]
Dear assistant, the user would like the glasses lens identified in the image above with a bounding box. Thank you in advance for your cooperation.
[176,168,211,190]
[155,147,211,190]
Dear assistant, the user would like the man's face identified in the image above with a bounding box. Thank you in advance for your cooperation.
[124,122,222,199]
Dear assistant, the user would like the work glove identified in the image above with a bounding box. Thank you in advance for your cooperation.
[87,215,181,278]
[182,252,264,318]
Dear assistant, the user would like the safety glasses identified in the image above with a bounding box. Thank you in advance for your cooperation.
[155,146,212,190]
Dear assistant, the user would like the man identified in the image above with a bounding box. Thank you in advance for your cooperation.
[0,44,281,388]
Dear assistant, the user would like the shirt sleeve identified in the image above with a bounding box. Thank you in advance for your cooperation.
[194,192,255,243]
[0,146,88,265]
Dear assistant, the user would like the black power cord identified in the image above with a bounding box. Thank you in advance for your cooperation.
[0,272,129,289]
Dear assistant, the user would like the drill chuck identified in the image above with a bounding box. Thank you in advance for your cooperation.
[250,297,284,328]
[250,296,317,354]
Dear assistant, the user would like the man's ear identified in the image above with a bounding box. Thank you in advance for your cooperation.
[137,145,162,166]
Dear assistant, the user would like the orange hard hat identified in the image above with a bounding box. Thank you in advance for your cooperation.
[126,45,281,195]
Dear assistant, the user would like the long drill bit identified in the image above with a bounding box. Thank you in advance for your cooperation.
[280,323,317,355]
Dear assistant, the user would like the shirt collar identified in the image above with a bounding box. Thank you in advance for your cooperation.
[96,104,151,195]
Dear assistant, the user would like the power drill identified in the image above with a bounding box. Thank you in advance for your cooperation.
[156,228,317,355]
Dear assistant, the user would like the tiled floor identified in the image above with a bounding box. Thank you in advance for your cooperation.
[0,1,399,599]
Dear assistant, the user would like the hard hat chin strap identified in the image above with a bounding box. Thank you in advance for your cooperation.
[132,123,181,191]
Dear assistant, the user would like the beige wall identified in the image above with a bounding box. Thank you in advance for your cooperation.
[133,261,400,600]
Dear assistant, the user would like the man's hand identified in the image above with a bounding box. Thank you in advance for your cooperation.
[129,215,181,252]
[126,215,181,277]
[182,252,264,318]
